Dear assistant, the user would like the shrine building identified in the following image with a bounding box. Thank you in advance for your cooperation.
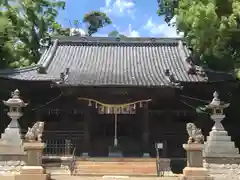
[0,36,236,158]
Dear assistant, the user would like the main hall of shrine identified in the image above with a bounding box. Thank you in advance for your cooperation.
[0,36,236,157]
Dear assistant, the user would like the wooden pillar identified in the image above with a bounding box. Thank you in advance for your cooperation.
[84,106,91,153]
[141,103,149,152]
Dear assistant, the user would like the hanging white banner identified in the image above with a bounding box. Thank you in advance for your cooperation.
[98,105,136,114]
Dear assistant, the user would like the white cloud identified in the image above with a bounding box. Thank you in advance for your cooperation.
[100,0,136,19]
[125,24,140,37]
[109,24,140,37]
[143,17,183,37]
[128,30,140,37]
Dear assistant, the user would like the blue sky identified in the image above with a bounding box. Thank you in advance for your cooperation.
[57,0,180,37]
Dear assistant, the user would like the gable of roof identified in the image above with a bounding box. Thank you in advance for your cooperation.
[0,36,235,86]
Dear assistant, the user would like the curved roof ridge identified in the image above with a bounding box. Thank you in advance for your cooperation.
[54,36,183,45]
[38,39,59,69]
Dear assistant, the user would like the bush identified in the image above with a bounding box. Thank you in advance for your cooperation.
[170,159,187,174]
[120,137,143,157]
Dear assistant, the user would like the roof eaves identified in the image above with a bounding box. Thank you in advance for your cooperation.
[204,68,235,76]
[0,65,39,75]
[0,40,59,76]
[0,75,57,82]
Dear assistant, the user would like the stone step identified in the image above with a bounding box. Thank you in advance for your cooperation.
[74,160,172,176]
[76,157,158,162]
[76,162,156,165]
[207,136,231,141]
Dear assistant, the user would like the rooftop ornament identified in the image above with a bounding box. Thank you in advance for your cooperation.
[2,89,28,143]
[205,91,230,132]
[164,69,182,88]
[39,36,51,54]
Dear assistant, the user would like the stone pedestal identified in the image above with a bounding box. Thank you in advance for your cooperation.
[24,142,45,166]
[15,166,48,180]
[17,142,49,180]
[0,117,25,161]
[0,143,25,156]
[179,144,214,180]
[1,114,23,144]
[204,115,240,164]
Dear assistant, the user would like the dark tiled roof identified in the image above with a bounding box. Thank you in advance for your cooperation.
[0,36,235,86]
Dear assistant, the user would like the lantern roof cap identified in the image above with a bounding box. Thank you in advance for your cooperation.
[205,91,229,109]
[2,89,28,107]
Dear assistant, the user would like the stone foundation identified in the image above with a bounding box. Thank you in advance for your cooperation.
[204,130,240,164]
[204,157,240,164]
[0,175,15,180]
[15,166,48,180]
[0,155,26,162]
[179,167,214,180]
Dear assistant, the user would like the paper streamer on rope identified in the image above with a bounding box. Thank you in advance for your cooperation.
[78,97,152,108]
[78,97,152,114]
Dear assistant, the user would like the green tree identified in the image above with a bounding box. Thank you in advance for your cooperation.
[83,11,112,36]
[1,0,65,68]
[0,0,15,68]
[0,15,15,69]
[157,0,178,24]
[157,0,240,72]
[108,30,127,39]
[108,30,120,37]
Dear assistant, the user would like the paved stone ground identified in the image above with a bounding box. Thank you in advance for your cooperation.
[51,175,179,180]
[51,174,240,180]
[204,163,240,180]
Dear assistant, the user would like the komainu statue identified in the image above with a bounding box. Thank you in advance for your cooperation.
[25,121,44,142]
[186,123,204,144]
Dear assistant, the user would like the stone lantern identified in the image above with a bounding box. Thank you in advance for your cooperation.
[205,91,229,131]
[1,89,28,144]
[204,91,240,164]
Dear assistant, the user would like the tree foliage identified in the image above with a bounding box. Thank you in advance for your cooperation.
[157,0,178,24]
[157,0,240,72]
[0,12,14,68]
[1,0,66,69]
[83,11,112,36]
